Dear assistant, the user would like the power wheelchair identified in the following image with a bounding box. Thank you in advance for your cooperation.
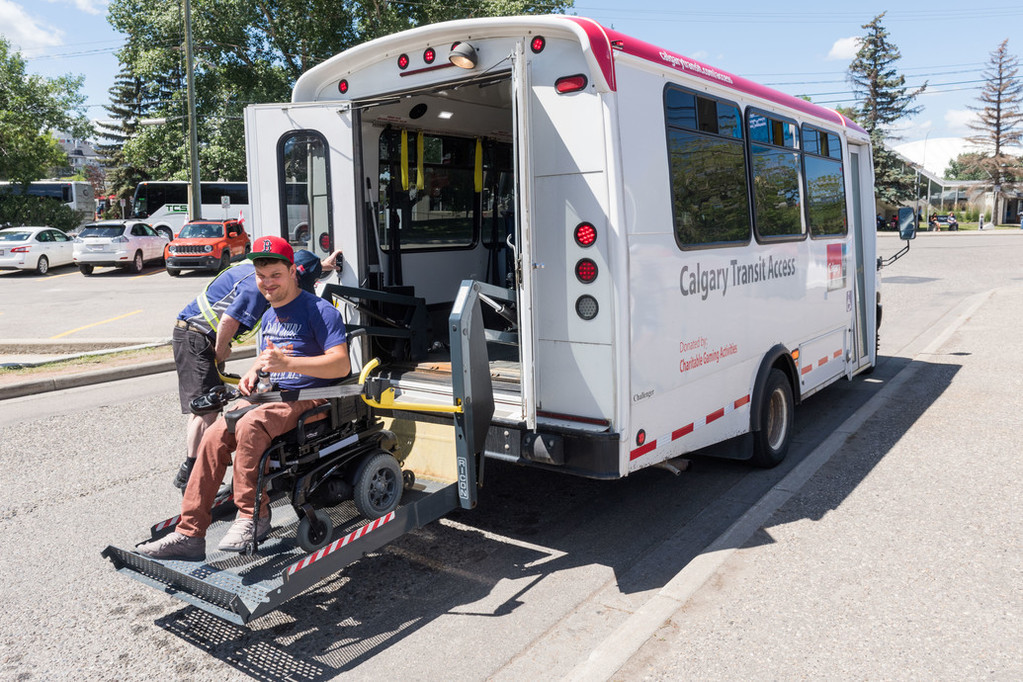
[189,375,413,555]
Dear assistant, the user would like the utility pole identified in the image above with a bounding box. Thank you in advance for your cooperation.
[183,0,201,221]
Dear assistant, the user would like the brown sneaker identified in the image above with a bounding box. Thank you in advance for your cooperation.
[218,514,272,552]
[136,532,206,561]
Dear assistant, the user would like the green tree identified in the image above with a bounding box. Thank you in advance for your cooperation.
[945,152,988,181]
[847,12,926,204]
[0,38,93,187]
[105,0,572,182]
[963,39,1022,224]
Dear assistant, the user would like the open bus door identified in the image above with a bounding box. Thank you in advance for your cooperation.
[243,102,359,265]
[512,42,539,431]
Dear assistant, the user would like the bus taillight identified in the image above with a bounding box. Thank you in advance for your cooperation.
[574,222,596,247]
[424,47,436,64]
[397,54,409,70]
[319,233,331,251]
[576,295,599,320]
[575,258,597,283]
[338,79,349,95]
[530,36,546,53]
[555,75,588,94]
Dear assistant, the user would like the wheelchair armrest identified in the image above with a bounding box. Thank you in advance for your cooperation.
[224,403,260,434]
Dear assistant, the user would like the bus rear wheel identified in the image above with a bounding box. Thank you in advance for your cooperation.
[750,368,793,468]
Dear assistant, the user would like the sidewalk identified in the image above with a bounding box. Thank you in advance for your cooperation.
[0,341,256,400]
[600,285,1023,679]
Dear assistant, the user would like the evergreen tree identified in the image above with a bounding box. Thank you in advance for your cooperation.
[96,65,152,209]
[964,39,1022,224]
[945,152,988,181]
[847,12,926,204]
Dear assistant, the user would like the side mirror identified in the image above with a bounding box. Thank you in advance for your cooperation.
[898,207,916,240]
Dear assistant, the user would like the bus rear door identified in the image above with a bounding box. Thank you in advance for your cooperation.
[243,102,358,263]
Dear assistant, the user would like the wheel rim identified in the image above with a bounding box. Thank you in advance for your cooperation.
[38,257,48,274]
[368,468,398,510]
[765,387,789,451]
[134,253,143,270]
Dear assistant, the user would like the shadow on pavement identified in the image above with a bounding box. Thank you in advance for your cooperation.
[153,355,958,679]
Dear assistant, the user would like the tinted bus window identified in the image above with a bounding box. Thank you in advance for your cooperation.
[664,85,750,248]
[801,125,847,237]
[748,111,802,239]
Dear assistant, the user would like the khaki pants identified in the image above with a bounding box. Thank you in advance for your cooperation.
[177,399,325,538]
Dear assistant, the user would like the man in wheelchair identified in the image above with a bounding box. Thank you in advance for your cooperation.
[138,236,351,561]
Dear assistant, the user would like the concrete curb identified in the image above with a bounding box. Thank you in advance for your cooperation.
[0,345,257,401]
[562,290,995,682]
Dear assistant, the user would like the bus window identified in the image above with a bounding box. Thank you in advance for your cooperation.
[664,85,751,248]
[377,129,479,251]
[747,110,802,240]
[279,131,331,250]
[802,125,847,237]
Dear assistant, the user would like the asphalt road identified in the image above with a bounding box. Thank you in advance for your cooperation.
[0,230,1020,680]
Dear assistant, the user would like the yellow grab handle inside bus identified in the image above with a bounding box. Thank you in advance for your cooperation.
[358,357,462,413]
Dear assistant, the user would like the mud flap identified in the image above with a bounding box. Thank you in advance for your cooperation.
[449,280,498,509]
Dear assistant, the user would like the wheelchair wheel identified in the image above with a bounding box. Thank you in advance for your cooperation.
[297,509,333,552]
[353,450,403,519]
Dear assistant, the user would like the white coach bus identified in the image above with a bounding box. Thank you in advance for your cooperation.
[243,16,881,478]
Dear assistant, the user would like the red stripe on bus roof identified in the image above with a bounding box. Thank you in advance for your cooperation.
[567,17,864,135]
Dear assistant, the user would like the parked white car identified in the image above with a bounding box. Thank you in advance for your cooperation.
[73,220,169,275]
[0,226,75,274]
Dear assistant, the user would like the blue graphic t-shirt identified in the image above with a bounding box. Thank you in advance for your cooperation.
[258,291,348,390]
[178,263,268,339]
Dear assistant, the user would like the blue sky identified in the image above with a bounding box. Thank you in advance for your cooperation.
[3,0,1022,172]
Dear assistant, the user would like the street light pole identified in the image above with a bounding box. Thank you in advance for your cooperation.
[183,0,201,221]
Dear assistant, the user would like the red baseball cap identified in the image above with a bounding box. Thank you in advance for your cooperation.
[248,236,294,265]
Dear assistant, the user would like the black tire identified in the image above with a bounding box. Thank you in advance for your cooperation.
[750,368,794,468]
[352,450,403,519]
[167,266,181,277]
[218,250,231,271]
[78,264,93,276]
[296,509,333,552]
[35,255,49,275]
[128,250,144,274]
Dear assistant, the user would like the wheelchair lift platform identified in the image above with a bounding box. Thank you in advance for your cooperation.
[102,280,501,625]
[102,479,458,625]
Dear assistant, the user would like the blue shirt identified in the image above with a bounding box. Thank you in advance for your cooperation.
[258,291,348,390]
[177,263,268,339]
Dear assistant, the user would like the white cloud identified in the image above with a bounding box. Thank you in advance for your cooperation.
[43,0,107,16]
[828,36,861,61]
[0,0,64,52]
[945,109,976,135]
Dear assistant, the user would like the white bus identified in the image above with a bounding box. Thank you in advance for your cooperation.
[0,180,95,221]
[131,180,249,239]
[243,16,882,479]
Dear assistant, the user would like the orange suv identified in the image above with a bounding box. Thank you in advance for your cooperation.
[164,219,250,276]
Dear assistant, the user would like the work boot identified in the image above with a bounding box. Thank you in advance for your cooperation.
[173,457,195,492]
[218,513,272,552]
[136,532,206,561]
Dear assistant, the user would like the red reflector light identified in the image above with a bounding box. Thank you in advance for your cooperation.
[555,75,588,94]
[318,233,332,251]
[338,79,349,94]
[574,222,596,247]
[636,429,646,446]
[575,258,598,283]
[424,47,436,64]
[397,54,409,70]
[531,36,546,53]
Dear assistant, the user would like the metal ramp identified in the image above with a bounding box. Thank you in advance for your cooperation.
[102,480,457,625]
